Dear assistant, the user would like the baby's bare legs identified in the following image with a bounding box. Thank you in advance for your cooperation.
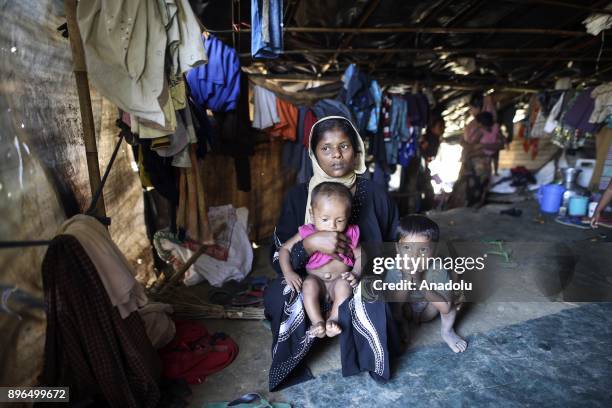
[326,278,352,337]
[302,276,326,338]
[421,302,468,353]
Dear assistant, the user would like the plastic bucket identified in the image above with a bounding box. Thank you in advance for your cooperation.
[568,196,589,216]
[538,184,566,214]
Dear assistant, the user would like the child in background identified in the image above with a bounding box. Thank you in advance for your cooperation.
[475,111,505,175]
[391,215,467,353]
[279,182,361,338]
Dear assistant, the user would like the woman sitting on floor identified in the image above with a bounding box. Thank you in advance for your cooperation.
[264,116,400,391]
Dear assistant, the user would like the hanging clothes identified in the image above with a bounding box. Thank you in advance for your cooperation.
[252,85,280,129]
[311,99,353,123]
[390,95,409,142]
[212,74,254,192]
[267,98,299,141]
[40,234,161,407]
[405,93,429,128]
[186,35,241,112]
[563,88,599,134]
[589,83,612,124]
[544,92,565,133]
[367,80,382,133]
[77,0,206,126]
[301,109,318,149]
[338,64,374,133]
[159,0,207,77]
[58,215,148,319]
[134,140,180,205]
[251,0,283,58]
[281,106,307,171]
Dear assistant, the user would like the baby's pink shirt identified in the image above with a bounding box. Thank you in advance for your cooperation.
[298,224,360,270]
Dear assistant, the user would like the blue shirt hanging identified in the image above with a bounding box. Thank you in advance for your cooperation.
[186,35,241,112]
[251,0,284,58]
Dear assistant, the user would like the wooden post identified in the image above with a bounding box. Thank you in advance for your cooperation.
[64,0,106,218]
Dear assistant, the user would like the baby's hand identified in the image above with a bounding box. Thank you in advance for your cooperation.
[284,271,303,292]
[342,272,359,288]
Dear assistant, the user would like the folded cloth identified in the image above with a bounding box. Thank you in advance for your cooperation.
[58,215,147,319]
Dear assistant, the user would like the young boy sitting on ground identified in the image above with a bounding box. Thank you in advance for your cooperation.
[390,214,468,353]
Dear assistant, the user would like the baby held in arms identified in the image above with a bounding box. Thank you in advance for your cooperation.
[279,182,361,338]
[392,215,467,353]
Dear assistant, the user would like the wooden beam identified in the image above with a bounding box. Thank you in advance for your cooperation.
[64,0,106,218]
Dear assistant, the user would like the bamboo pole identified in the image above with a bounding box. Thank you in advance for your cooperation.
[189,146,213,244]
[154,243,210,295]
[64,0,106,218]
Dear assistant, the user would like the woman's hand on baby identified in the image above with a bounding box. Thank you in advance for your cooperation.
[303,231,352,260]
[342,272,359,288]
[284,271,303,292]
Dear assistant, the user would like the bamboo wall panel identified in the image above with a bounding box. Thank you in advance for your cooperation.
[202,139,295,242]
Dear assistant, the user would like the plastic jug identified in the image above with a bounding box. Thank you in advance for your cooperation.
[575,159,596,188]
[568,196,588,216]
[538,184,566,214]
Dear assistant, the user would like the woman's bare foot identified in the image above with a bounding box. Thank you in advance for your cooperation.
[441,328,468,353]
[308,321,326,338]
[325,320,342,337]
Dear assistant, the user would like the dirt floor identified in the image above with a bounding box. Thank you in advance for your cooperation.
[177,195,612,407]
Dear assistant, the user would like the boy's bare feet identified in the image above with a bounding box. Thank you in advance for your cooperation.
[441,328,467,353]
[440,307,467,352]
[308,321,326,338]
[326,320,342,337]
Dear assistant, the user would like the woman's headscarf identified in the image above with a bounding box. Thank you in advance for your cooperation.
[305,116,367,224]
